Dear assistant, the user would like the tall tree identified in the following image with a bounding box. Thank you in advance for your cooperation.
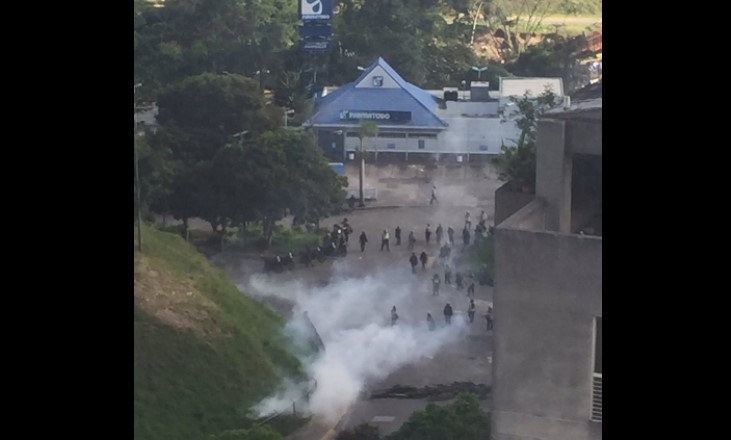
[155,72,279,166]
[493,88,560,192]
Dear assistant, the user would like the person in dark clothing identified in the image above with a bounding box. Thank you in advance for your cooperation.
[447,227,455,246]
[436,224,443,246]
[338,235,347,256]
[432,274,440,296]
[408,231,416,250]
[381,230,390,251]
[462,227,470,247]
[395,226,402,246]
[359,231,368,252]
[391,306,399,326]
[485,306,493,331]
[409,253,419,274]
[342,218,353,243]
[425,224,432,245]
[419,251,428,271]
[468,299,476,323]
[443,303,453,325]
[427,313,436,331]
[467,274,475,297]
[456,272,464,290]
[444,264,452,285]
[302,246,313,267]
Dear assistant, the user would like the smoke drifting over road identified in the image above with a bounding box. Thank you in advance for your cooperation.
[247,261,468,423]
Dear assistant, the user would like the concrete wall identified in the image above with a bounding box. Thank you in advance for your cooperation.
[494,182,535,226]
[492,218,602,440]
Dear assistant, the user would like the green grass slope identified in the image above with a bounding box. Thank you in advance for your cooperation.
[134,225,302,440]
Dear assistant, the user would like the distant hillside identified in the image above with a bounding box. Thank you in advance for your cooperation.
[134,226,302,440]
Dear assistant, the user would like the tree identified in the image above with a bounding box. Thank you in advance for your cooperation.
[387,393,490,440]
[156,72,279,166]
[356,120,379,207]
[509,33,595,92]
[335,423,381,440]
[212,129,346,247]
[493,88,560,192]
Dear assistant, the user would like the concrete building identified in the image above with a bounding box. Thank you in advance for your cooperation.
[491,83,601,440]
[305,57,564,162]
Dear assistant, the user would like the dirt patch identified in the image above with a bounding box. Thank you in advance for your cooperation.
[370,382,491,401]
[134,254,220,338]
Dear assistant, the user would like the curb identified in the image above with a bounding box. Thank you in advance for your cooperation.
[319,404,353,440]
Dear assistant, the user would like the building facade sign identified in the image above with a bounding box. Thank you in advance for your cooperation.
[300,0,333,20]
[339,110,412,123]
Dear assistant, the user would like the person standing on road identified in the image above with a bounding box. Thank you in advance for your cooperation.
[359,231,368,252]
[444,264,452,285]
[430,185,438,205]
[468,299,476,323]
[420,251,428,271]
[381,229,390,251]
[456,272,464,290]
[480,210,488,226]
[462,227,470,248]
[395,226,402,246]
[432,274,441,296]
[408,231,416,250]
[485,306,493,331]
[436,224,443,246]
[391,306,399,326]
[409,253,419,274]
[443,303,453,325]
[425,224,432,245]
[467,274,475,297]
[465,211,472,230]
[427,313,436,331]
[447,227,455,246]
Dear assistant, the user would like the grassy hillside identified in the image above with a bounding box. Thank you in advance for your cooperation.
[134,225,303,440]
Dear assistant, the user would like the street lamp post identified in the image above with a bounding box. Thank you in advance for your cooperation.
[134,83,143,252]
[471,66,488,80]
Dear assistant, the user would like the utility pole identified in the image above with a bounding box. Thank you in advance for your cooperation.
[134,83,143,252]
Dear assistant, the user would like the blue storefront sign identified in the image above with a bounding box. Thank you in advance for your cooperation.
[339,110,412,123]
[300,0,333,20]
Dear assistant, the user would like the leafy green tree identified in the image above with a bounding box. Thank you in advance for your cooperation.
[135,133,177,223]
[508,34,595,92]
[156,73,278,166]
[388,393,489,440]
[335,423,381,440]
[209,130,345,247]
[493,88,559,192]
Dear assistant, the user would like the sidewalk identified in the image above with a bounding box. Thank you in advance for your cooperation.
[286,406,351,440]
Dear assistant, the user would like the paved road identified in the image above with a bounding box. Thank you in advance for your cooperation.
[205,164,499,439]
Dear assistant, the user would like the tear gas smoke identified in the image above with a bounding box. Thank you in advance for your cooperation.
[248,262,468,423]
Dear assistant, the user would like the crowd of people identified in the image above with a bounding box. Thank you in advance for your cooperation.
[390,302,493,332]
[302,210,496,333]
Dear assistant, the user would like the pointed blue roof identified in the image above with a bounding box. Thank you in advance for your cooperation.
[307,57,447,129]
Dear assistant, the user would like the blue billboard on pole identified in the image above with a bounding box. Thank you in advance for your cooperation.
[299,0,333,21]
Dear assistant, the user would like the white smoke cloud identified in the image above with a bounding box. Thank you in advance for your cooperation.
[247,261,468,424]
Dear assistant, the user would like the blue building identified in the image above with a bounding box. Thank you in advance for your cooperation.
[304,57,449,162]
